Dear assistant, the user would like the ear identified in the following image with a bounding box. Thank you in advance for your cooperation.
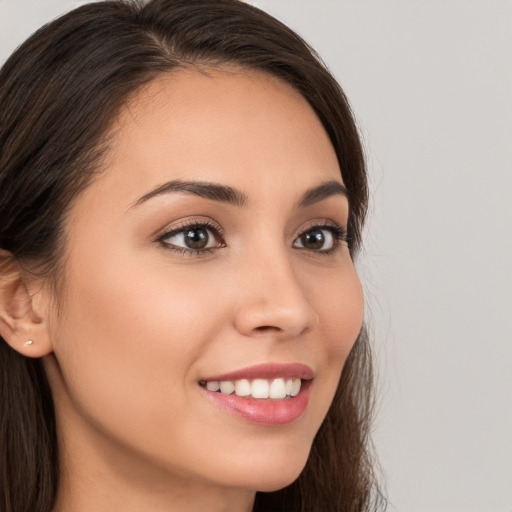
[0,250,53,358]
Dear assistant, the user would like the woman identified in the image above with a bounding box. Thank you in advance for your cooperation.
[0,1,384,511]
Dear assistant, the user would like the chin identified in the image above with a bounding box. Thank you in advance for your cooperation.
[253,469,304,493]
[230,449,310,493]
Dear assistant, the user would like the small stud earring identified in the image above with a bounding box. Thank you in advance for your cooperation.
[23,340,34,346]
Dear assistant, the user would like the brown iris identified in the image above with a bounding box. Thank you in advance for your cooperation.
[184,228,209,249]
[300,228,325,250]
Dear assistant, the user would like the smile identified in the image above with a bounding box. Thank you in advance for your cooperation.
[199,363,313,425]
[200,377,302,399]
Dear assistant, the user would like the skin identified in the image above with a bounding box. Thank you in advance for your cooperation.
[2,68,363,511]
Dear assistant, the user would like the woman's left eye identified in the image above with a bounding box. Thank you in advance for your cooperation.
[157,223,225,254]
[292,225,347,253]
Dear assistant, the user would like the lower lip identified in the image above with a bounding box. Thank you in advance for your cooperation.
[202,380,312,426]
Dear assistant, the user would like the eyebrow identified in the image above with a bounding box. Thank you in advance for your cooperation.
[297,180,348,208]
[130,180,247,209]
[129,178,348,210]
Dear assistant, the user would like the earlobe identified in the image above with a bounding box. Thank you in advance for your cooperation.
[0,250,53,358]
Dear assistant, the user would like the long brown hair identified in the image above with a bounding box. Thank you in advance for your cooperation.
[0,1,385,510]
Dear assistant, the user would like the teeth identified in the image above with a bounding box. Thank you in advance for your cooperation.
[269,378,287,399]
[290,378,301,396]
[206,381,220,392]
[251,379,269,398]
[204,377,302,399]
[235,379,251,396]
[219,381,235,395]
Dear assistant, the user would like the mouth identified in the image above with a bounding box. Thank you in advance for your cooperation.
[198,363,313,426]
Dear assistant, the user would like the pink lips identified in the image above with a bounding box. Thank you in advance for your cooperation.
[201,362,314,382]
[200,363,313,426]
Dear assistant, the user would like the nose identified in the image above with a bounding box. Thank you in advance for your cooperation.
[233,250,320,340]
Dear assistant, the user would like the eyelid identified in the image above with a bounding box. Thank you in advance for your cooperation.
[294,219,346,238]
[155,217,225,241]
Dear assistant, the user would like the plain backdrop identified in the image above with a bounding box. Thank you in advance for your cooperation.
[1,1,511,511]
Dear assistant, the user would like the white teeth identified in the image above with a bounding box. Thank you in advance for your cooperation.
[251,379,269,399]
[219,381,235,395]
[269,378,287,399]
[206,381,220,392]
[290,378,301,396]
[204,377,303,399]
[235,379,251,396]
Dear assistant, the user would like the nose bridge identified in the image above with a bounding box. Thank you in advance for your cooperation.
[233,239,319,338]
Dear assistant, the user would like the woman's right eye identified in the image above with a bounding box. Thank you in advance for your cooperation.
[157,223,226,255]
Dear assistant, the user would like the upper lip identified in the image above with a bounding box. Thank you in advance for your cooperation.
[201,363,314,382]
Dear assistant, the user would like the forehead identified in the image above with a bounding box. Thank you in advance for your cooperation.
[84,67,343,215]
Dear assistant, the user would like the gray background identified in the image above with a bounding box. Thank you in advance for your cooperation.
[1,1,511,511]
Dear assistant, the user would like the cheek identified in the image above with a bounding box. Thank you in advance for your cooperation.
[315,263,364,362]
[50,250,231,438]
[304,263,364,421]
[61,260,225,366]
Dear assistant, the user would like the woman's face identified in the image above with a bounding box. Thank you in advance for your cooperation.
[43,68,363,495]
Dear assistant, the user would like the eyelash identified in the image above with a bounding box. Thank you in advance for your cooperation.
[300,223,348,256]
[156,220,225,257]
[156,220,348,257]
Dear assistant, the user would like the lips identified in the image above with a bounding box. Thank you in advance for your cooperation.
[199,363,313,426]
[200,362,314,382]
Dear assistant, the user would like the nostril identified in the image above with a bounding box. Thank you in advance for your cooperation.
[254,325,281,333]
